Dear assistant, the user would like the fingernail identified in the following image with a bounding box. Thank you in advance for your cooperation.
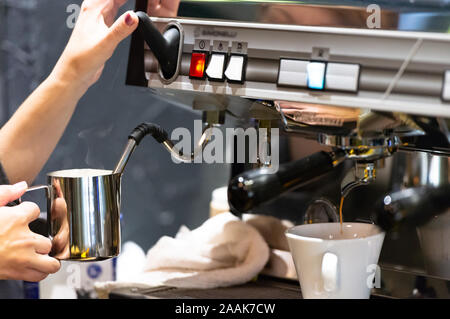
[13,181,28,192]
[125,13,135,26]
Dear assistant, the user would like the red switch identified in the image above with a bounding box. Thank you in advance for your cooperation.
[189,52,207,79]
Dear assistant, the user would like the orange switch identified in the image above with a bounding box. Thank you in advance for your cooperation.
[189,52,207,79]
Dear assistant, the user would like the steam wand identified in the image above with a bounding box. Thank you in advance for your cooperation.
[113,122,212,175]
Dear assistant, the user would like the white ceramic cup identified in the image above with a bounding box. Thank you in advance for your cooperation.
[286,222,385,299]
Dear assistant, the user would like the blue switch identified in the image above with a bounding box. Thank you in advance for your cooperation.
[307,62,326,90]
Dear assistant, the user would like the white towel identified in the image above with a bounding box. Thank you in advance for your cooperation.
[95,213,270,298]
[242,214,294,251]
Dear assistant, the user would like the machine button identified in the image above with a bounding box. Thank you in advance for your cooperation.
[206,53,226,81]
[225,55,246,83]
[443,70,450,102]
[325,63,360,92]
[307,62,326,90]
[189,52,207,79]
[278,59,309,88]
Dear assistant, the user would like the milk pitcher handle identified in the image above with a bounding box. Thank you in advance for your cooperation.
[321,252,339,293]
[19,185,51,203]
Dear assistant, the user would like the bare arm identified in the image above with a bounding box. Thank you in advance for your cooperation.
[0,73,84,184]
[0,0,138,184]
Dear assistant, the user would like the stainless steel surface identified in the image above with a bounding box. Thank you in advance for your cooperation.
[275,101,401,162]
[129,0,450,119]
[133,0,450,116]
[341,162,377,198]
[303,198,339,224]
[113,139,137,175]
[318,134,400,160]
[417,210,450,280]
[374,266,450,298]
[146,53,446,95]
[141,16,450,118]
[178,0,450,33]
[162,124,213,163]
[393,152,450,280]
[402,152,450,188]
[26,169,122,261]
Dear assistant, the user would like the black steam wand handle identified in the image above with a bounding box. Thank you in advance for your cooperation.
[228,150,346,214]
[113,123,168,175]
[135,11,180,80]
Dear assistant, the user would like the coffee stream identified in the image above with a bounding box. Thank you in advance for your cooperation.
[339,195,345,234]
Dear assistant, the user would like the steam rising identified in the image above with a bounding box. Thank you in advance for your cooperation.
[78,124,114,169]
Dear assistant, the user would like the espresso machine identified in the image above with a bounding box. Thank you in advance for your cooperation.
[126,0,450,298]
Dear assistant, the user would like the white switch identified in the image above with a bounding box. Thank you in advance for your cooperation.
[225,55,245,83]
[443,70,450,101]
[206,53,226,81]
[307,62,326,90]
[326,63,360,92]
[278,59,308,87]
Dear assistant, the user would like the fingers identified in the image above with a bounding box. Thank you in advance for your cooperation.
[29,254,61,276]
[6,262,54,282]
[102,0,127,26]
[0,182,28,206]
[148,0,180,17]
[33,234,52,255]
[53,180,63,198]
[12,201,40,224]
[148,0,161,11]
[51,222,70,257]
[20,269,49,283]
[105,10,138,48]
[166,0,181,11]
[114,0,128,7]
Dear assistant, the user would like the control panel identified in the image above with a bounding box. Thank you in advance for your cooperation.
[127,17,450,118]
[189,40,247,83]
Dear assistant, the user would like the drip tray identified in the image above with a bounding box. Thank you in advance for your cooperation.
[108,276,302,299]
[107,275,393,299]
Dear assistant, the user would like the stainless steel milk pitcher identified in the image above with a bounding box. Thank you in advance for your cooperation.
[22,122,171,261]
[25,170,122,261]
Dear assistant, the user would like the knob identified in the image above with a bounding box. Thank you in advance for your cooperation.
[136,11,181,81]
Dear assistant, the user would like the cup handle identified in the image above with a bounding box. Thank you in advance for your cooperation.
[321,252,339,293]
